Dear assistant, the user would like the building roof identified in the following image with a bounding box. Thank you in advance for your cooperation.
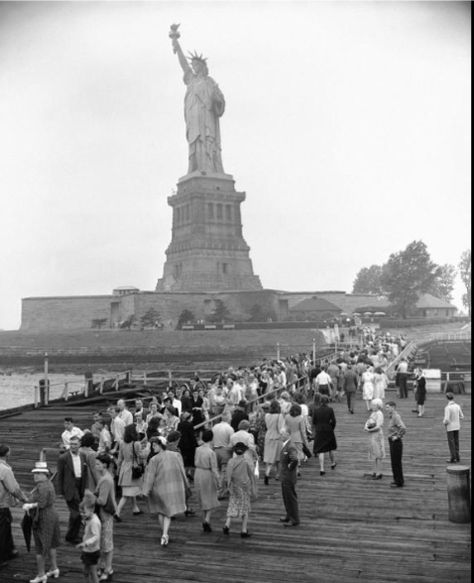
[415,293,456,309]
[290,296,343,313]
[315,293,392,313]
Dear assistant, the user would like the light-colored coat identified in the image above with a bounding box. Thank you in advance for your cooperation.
[142,450,188,517]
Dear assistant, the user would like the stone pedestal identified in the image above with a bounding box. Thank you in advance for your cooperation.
[156,172,262,292]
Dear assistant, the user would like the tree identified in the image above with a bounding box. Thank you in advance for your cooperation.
[428,264,457,302]
[119,315,135,330]
[380,240,441,318]
[459,249,471,316]
[208,299,231,323]
[248,303,276,322]
[177,309,195,329]
[140,307,161,329]
[352,265,384,294]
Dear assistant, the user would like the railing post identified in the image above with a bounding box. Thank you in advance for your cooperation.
[277,342,280,360]
[84,380,89,398]
[34,385,39,408]
[64,382,69,401]
[168,370,172,389]
[99,378,104,394]
[312,338,316,364]
[44,352,49,406]
[143,371,147,386]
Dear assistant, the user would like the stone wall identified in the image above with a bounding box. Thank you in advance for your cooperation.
[21,296,113,330]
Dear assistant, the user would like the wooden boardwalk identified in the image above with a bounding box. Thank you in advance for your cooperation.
[0,391,470,583]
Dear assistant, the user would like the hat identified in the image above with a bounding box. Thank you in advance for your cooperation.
[32,461,49,474]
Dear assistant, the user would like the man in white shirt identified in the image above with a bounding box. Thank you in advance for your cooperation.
[396,358,409,399]
[117,399,133,426]
[212,412,234,498]
[108,406,126,453]
[443,392,464,463]
[61,417,84,451]
[315,367,332,397]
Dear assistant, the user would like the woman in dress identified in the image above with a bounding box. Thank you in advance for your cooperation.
[364,398,386,479]
[194,429,220,532]
[94,453,117,582]
[312,395,337,475]
[373,367,388,401]
[413,368,427,417]
[223,442,256,538]
[361,365,375,411]
[116,424,143,518]
[285,403,310,474]
[23,461,60,583]
[142,436,189,546]
[80,432,99,492]
[162,406,180,438]
[263,399,286,485]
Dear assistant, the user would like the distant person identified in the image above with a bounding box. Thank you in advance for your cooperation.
[61,418,84,451]
[314,367,332,397]
[107,407,125,454]
[278,427,300,528]
[312,395,337,475]
[443,392,464,463]
[94,453,118,581]
[413,368,426,418]
[57,436,87,544]
[385,401,406,488]
[343,364,358,414]
[230,400,249,432]
[177,411,198,482]
[0,444,28,568]
[116,399,133,426]
[396,358,409,399]
[263,400,285,485]
[116,425,143,518]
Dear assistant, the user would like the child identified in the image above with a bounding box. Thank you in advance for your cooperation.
[77,492,101,583]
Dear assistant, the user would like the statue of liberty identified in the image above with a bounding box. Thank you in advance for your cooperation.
[169,24,225,175]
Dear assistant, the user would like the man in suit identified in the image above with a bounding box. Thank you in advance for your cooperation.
[343,364,358,414]
[279,427,300,527]
[56,435,87,543]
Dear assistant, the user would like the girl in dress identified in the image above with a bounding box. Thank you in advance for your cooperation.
[223,442,256,538]
[361,365,375,411]
[94,453,117,582]
[194,430,220,532]
[364,398,385,479]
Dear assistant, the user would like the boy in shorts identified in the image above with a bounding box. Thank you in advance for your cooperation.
[77,493,101,583]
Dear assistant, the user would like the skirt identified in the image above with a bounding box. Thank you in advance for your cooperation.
[226,483,251,519]
[368,430,386,460]
[122,485,141,497]
[99,510,114,553]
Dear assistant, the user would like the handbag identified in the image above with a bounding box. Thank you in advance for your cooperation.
[131,443,144,480]
[302,443,312,459]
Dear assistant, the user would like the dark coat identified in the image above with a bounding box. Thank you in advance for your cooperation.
[312,404,337,454]
[56,451,87,502]
[279,439,298,483]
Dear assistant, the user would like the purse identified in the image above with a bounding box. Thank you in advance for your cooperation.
[131,443,144,480]
[302,443,312,459]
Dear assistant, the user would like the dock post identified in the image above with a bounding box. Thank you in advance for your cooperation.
[312,338,316,363]
[64,382,69,401]
[168,370,172,389]
[143,371,147,386]
[84,380,89,398]
[34,385,39,408]
[44,352,49,406]
[446,465,471,523]
[277,342,280,360]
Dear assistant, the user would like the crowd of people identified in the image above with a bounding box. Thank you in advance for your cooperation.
[0,330,466,582]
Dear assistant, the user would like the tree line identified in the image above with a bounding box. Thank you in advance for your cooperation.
[352,241,471,318]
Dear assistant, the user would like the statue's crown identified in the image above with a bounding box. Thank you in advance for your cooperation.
[188,50,207,64]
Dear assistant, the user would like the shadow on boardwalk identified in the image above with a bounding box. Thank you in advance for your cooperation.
[1,392,470,583]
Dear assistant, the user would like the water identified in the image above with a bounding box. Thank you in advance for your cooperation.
[0,373,87,410]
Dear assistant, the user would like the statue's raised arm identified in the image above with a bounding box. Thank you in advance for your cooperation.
[168,24,225,175]
[169,24,191,76]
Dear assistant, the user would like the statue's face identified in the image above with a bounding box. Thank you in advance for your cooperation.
[192,59,205,75]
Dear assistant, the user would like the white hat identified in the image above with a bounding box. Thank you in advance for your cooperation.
[32,461,49,474]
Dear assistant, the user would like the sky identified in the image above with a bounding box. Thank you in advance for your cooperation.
[0,0,471,330]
